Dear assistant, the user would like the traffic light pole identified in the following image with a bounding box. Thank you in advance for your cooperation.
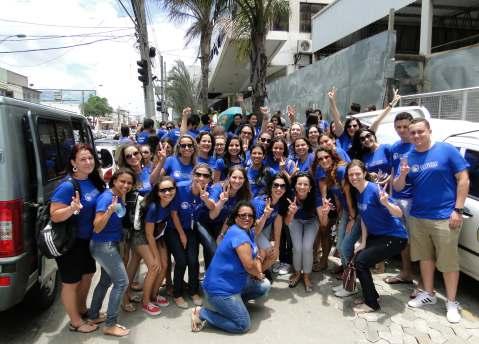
[132,0,155,119]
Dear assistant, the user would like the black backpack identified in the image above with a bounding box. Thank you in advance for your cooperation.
[37,178,80,259]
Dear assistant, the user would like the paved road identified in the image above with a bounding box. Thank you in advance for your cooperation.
[1,259,479,344]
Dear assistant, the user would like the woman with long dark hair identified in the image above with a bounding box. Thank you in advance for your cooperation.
[215,135,244,180]
[50,144,105,333]
[292,137,315,172]
[266,137,295,176]
[246,144,274,197]
[117,143,152,196]
[285,172,319,292]
[196,132,221,181]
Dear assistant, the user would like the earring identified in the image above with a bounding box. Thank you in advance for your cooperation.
[73,166,78,173]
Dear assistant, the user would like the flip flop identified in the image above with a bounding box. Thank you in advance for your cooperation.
[103,324,130,337]
[68,321,98,333]
[191,306,206,332]
[288,273,302,288]
[383,276,413,285]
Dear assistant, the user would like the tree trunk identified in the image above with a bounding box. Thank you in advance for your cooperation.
[250,28,268,121]
[200,28,212,114]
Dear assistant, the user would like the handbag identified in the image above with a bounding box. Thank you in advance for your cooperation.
[342,254,357,292]
[37,178,80,259]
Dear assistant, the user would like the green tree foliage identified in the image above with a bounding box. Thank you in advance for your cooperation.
[166,60,199,116]
[81,95,113,117]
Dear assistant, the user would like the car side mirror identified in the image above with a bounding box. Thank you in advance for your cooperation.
[100,149,113,168]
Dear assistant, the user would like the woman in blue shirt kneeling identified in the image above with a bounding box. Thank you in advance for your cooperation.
[346,160,408,313]
[88,169,135,337]
[191,201,271,333]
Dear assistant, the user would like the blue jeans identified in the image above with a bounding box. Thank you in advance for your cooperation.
[196,222,218,269]
[289,218,319,273]
[88,241,129,327]
[337,211,361,267]
[200,277,271,333]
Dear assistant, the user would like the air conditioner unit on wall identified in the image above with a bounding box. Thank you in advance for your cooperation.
[297,40,312,54]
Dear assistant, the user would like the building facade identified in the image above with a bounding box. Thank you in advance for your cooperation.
[0,67,40,103]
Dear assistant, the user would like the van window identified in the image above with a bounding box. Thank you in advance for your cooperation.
[72,119,89,144]
[464,149,479,199]
[37,118,74,181]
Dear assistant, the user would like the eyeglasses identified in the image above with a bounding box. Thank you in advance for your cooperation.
[194,172,211,178]
[159,186,175,193]
[166,126,174,130]
[237,213,254,220]
[273,182,286,189]
[241,131,253,136]
[359,133,373,142]
[179,143,194,149]
[215,143,225,147]
[347,124,359,129]
[260,137,271,143]
[125,151,140,159]
[318,155,331,161]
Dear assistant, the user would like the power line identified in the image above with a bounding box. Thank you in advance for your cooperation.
[116,0,138,27]
[0,35,134,53]
[1,28,134,41]
[0,17,133,29]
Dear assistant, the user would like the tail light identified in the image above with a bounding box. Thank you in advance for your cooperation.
[103,168,113,183]
[0,199,23,257]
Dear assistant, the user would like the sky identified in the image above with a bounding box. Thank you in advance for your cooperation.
[0,0,199,117]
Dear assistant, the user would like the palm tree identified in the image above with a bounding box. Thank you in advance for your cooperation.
[162,0,226,114]
[165,60,199,116]
[226,0,289,115]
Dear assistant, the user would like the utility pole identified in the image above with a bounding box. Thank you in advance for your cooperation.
[131,0,155,119]
[160,55,166,121]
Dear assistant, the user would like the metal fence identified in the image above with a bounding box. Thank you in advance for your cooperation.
[399,86,479,123]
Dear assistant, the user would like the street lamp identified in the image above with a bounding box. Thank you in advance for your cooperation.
[0,34,26,45]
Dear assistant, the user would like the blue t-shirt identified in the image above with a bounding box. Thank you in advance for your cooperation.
[362,144,392,174]
[319,120,329,133]
[338,132,353,152]
[216,157,243,181]
[293,199,318,220]
[144,199,178,237]
[357,182,407,239]
[405,142,469,219]
[51,178,101,239]
[207,183,243,225]
[175,181,211,230]
[199,125,210,133]
[92,189,125,242]
[136,131,150,144]
[390,140,414,199]
[137,167,152,196]
[197,156,218,171]
[160,128,199,145]
[294,153,315,172]
[329,165,347,209]
[163,156,194,183]
[203,224,257,296]
[266,156,295,175]
[246,166,273,197]
[252,194,281,228]
[336,147,351,163]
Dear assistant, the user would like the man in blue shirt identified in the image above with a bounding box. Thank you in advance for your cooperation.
[137,118,155,144]
[394,118,470,323]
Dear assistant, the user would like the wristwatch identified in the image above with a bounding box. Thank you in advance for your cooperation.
[453,208,464,214]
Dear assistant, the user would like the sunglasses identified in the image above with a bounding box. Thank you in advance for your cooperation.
[194,172,211,178]
[237,213,254,220]
[273,182,286,189]
[360,133,373,142]
[159,186,175,193]
[125,151,140,159]
[260,137,271,143]
[347,124,359,129]
[318,155,331,161]
[179,143,194,149]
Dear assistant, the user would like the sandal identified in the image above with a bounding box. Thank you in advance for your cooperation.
[103,324,130,337]
[121,303,136,312]
[86,312,107,324]
[129,294,142,303]
[288,272,302,288]
[191,306,206,332]
[130,282,143,292]
[69,321,98,333]
[383,275,413,284]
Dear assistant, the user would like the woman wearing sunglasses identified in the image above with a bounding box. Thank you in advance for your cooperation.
[197,166,252,268]
[165,164,215,309]
[150,135,197,184]
[87,169,135,337]
[191,201,271,333]
[285,172,319,292]
[252,173,290,265]
[246,144,274,197]
[117,144,152,196]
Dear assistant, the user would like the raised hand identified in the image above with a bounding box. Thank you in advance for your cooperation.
[182,107,192,118]
[292,161,299,175]
[264,198,273,218]
[399,161,410,176]
[157,142,167,161]
[287,105,296,123]
[378,183,389,206]
[242,138,249,152]
[107,195,118,214]
[199,184,210,203]
[390,88,401,107]
[321,198,335,215]
[327,87,337,103]
[70,191,83,215]
[279,156,286,170]
[220,182,230,203]
[260,106,270,121]
[287,197,298,216]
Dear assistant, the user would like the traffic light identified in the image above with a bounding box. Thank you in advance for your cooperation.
[156,101,162,112]
[137,59,148,85]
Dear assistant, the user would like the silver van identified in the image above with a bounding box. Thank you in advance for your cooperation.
[0,96,97,311]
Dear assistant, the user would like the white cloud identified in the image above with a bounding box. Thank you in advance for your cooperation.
[0,0,199,117]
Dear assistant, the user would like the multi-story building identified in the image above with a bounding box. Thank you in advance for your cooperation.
[0,67,40,103]
[208,0,333,109]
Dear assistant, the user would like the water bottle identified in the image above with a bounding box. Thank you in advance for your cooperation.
[114,203,126,218]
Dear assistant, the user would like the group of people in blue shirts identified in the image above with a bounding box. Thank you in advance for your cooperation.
[50,88,470,336]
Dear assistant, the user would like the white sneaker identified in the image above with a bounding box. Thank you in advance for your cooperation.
[334,287,358,297]
[446,300,461,323]
[277,263,290,275]
[271,262,282,274]
[407,291,437,308]
[332,284,344,292]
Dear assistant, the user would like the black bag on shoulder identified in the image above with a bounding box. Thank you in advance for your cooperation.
[37,178,80,259]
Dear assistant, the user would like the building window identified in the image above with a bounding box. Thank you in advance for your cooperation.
[300,3,326,33]
[271,12,289,31]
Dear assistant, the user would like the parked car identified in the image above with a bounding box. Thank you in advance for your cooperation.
[354,106,479,281]
[0,96,98,311]
[95,139,120,183]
